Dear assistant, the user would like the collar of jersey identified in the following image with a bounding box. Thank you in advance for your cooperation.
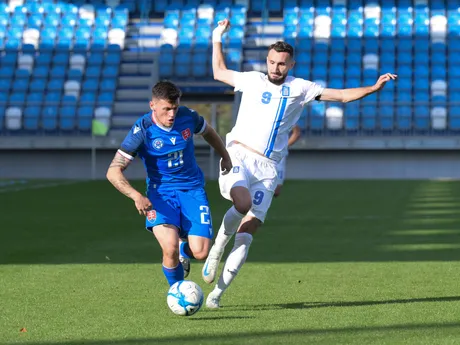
[151,111,174,132]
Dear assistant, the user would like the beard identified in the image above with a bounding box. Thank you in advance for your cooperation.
[267,73,286,85]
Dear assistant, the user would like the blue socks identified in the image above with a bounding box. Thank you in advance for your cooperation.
[162,262,184,286]
[180,241,195,259]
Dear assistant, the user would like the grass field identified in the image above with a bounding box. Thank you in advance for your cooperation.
[2,179,460,344]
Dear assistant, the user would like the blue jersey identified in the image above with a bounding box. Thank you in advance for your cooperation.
[119,106,207,192]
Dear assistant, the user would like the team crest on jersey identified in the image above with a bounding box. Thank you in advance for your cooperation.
[147,210,157,223]
[281,86,290,97]
[152,138,164,150]
[181,128,192,141]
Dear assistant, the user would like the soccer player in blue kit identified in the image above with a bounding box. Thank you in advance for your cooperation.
[106,81,232,286]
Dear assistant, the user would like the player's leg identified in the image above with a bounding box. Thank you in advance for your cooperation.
[152,224,184,286]
[207,182,275,308]
[274,157,286,198]
[274,184,283,197]
[146,190,183,286]
[177,188,214,271]
[179,237,191,278]
[202,156,251,284]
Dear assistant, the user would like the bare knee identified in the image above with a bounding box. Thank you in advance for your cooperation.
[188,236,211,260]
[230,186,252,214]
[193,250,208,261]
[238,216,262,235]
[163,245,179,260]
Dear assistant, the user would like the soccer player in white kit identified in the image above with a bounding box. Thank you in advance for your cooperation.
[275,124,301,197]
[203,19,397,308]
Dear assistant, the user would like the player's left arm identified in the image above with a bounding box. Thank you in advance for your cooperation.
[318,73,397,103]
[201,125,232,175]
[288,125,301,147]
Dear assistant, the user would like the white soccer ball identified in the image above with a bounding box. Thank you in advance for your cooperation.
[167,280,204,316]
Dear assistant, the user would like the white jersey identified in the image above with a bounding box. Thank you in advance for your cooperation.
[226,71,323,162]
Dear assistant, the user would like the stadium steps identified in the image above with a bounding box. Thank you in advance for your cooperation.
[124,18,163,52]
[111,17,161,132]
[243,17,283,72]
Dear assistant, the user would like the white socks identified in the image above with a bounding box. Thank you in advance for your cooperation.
[214,206,245,251]
[213,232,253,296]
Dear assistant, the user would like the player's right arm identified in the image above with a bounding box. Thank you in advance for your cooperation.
[106,122,152,216]
[212,19,235,86]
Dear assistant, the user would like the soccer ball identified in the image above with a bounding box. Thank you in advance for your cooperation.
[167,280,204,316]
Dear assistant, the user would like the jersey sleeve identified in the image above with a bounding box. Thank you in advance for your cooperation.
[301,80,324,105]
[233,71,262,92]
[190,108,207,134]
[118,120,146,160]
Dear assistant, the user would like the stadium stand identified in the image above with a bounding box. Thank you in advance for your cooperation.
[0,0,128,134]
[0,0,460,137]
[152,0,459,135]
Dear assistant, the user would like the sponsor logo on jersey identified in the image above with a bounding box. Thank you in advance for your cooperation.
[147,210,157,222]
[152,138,164,150]
[133,126,141,134]
[170,137,176,145]
[233,166,240,173]
[181,128,192,141]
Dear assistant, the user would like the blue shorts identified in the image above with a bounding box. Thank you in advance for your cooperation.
[145,187,213,239]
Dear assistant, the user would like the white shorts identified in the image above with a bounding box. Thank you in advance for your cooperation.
[219,143,278,222]
[276,156,287,185]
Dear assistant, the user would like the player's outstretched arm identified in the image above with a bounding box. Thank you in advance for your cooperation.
[318,73,397,103]
[288,125,302,147]
[212,19,236,87]
[106,152,152,216]
[201,125,232,175]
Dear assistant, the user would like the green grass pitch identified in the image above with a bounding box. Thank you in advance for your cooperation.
[1,179,460,344]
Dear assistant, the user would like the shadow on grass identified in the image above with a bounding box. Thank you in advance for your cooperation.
[12,322,460,345]
[188,315,255,321]
[223,295,460,311]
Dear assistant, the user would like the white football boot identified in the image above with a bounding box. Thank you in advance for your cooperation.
[202,245,224,284]
[206,291,221,309]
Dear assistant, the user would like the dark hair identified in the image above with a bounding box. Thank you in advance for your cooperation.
[268,41,294,58]
[151,80,182,103]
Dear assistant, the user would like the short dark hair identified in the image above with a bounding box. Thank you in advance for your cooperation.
[151,80,182,103]
[268,41,294,58]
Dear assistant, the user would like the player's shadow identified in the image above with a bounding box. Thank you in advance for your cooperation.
[223,295,460,312]
[188,315,255,321]
[9,322,460,345]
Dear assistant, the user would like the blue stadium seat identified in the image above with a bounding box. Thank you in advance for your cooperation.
[100,79,116,92]
[106,53,121,65]
[9,92,26,106]
[379,105,394,130]
[62,95,77,107]
[79,93,95,108]
[27,93,43,107]
[68,69,83,82]
[77,106,93,131]
[12,79,28,92]
[102,66,118,78]
[59,106,76,131]
[83,79,99,92]
[449,106,460,131]
[23,106,41,131]
[344,103,360,131]
[309,102,325,131]
[97,92,114,106]
[0,106,4,131]
[86,66,101,79]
